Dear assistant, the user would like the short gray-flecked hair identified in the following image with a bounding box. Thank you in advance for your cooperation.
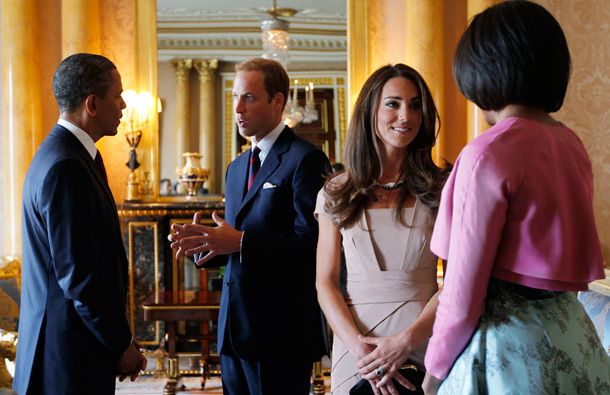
[53,53,117,113]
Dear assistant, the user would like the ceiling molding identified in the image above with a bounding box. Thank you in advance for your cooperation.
[156,6,347,64]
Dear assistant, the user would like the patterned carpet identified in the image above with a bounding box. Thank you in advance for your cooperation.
[115,375,331,394]
[115,376,223,394]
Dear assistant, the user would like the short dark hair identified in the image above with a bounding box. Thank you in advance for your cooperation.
[235,58,290,111]
[454,0,571,113]
[53,53,118,113]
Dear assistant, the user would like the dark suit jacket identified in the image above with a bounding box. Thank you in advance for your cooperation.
[215,127,329,362]
[14,125,132,395]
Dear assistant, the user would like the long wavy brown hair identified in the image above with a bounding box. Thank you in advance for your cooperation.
[325,64,451,229]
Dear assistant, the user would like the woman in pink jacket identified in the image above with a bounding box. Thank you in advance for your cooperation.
[423,1,610,394]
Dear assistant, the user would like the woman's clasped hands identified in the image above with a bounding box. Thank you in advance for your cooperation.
[355,333,416,395]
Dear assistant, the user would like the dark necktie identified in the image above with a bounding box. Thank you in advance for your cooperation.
[247,146,261,190]
[95,150,109,184]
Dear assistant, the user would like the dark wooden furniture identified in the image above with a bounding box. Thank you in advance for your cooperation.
[118,199,224,348]
[142,290,221,394]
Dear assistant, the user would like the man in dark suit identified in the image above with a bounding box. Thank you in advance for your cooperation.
[13,53,146,395]
[169,58,329,394]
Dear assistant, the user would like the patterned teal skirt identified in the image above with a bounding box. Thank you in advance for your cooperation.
[439,278,610,394]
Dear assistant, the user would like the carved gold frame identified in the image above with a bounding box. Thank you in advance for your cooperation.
[127,222,160,346]
[0,259,21,291]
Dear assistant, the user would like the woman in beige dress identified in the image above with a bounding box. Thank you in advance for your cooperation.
[315,64,449,395]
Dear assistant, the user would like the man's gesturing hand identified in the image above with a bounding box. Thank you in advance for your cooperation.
[169,211,243,267]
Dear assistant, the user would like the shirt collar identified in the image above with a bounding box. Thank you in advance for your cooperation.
[252,121,284,163]
[57,119,98,160]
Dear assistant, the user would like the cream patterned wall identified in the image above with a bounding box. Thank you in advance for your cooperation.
[535,0,610,264]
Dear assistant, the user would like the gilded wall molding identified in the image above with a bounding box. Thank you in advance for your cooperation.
[224,89,235,173]
[337,87,347,155]
[118,208,222,217]
[159,36,347,52]
[157,7,346,24]
[158,26,346,36]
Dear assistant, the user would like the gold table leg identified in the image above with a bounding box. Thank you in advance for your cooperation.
[164,357,183,395]
[312,361,325,394]
[200,358,208,389]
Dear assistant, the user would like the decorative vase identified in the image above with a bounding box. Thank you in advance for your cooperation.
[176,152,210,200]
[126,171,141,201]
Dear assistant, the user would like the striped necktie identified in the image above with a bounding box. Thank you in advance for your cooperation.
[247,146,261,190]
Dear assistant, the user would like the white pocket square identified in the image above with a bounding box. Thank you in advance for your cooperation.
[263,182,277,189]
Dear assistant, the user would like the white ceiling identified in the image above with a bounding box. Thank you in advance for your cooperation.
[156,0,347,17]
[156,0,347,65]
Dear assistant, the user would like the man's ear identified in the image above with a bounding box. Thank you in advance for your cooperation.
[273,92,285,110]
[84,94,97,116]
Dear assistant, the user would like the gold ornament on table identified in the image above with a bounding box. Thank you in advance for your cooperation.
[0,330,17,389]
[176,153,211,200]
[120,90,161,201]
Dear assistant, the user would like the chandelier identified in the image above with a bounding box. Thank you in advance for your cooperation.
[283,80,319,128]
[261,0,297,66]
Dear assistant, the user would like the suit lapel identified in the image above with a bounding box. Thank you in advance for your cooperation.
[226,151,250,220]
[53,125,121,228]
[237,127,293,216]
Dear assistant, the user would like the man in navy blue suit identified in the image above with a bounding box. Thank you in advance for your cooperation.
[14,53,146,395]
[169,58,329,394]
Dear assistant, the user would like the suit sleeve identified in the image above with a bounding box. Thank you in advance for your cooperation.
[241,149,330,267]
[40,159,132,357]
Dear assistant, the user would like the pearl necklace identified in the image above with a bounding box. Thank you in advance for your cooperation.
[374,181,404,191]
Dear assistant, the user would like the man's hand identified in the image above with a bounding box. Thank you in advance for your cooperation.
[117,340,147,382]
[168,212,203,259]
[170,211,243,267]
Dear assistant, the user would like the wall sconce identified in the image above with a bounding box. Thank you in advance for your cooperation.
[120,90,157,201]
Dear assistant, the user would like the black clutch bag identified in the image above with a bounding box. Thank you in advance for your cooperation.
[349,364,425,395]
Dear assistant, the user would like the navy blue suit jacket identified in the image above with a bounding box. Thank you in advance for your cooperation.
[14,125,132,395]
[215,127,329,362]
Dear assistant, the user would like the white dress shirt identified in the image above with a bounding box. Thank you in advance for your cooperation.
[58,118,97,160]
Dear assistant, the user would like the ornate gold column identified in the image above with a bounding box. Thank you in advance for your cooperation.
[347,0,445,163]
[405,0,445,164]
[466,0,497,142]
[171,59,193,171]
[347,0,371,113]
[134,0,159,200]
[194,59,219,194]
[61,0,101,56]
[1,0,43,259]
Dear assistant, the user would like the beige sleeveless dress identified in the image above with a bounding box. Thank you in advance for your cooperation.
[315,188,439,394]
